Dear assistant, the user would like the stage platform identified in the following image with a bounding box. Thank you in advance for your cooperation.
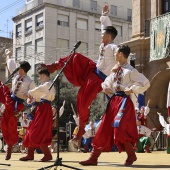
[0,150,169,170]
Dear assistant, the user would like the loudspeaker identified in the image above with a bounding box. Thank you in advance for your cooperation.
[66,122,76,140]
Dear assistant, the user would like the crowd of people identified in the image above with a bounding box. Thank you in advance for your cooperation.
[0,3,169,168]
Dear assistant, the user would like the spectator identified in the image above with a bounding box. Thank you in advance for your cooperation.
[51,100,65,153]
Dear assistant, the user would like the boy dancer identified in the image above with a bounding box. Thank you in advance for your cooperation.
[79,44,150,166]
[0,59,34,160]
[41,4,118,140]
[135,118,151,153]
[20,68,55,162]
[157,112,170,154]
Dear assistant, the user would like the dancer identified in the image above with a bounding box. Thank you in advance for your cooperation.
[135,118,151,153]
[41,4,118,140]
[157,112,170,154]
[79,44,150,166]
[20,67,55,162]
[0,53,35,160]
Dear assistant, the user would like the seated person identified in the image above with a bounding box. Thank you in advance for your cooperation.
[157,112,170,154]
[82,120,102,153]
[135,118,151,153]
[18,112,31,153]
[51,100,65,153]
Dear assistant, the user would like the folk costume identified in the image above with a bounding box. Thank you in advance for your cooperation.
[20,80,55,161]
[136,123,151,153]
[41,14,117,140]
[0,62,34,160]
[79,63,150,166]
[158,114,170,154]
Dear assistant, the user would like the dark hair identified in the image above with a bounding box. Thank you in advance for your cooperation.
[117,44,131,58]
[19,61,31,73]
[103,26,118,40]
[37,67,50,77]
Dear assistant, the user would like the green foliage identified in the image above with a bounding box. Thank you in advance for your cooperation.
[89,94,107,122]
[53,77,108,126]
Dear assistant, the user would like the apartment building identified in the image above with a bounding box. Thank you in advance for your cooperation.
[12,0,132,77]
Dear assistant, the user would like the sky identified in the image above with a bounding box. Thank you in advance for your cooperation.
[0,0,25,38]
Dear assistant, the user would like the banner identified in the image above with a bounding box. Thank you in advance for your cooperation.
[150,14,170,61]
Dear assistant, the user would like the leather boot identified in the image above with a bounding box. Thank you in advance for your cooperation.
[83,145,88,153]
[5,145,12,160]
[79,148,101,166]
[19,147,34,161]
[145,146,151,153]
[124,142,137,166]
[39,146,52,162]
[72,121,86,141]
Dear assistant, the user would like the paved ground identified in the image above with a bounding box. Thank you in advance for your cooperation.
[0,150,169,170]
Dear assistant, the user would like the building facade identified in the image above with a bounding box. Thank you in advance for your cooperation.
[126,0,170,128]
[12,0,132,78]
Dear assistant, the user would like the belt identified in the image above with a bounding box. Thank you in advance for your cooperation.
[11,93,24,113]
[27,99,51,120]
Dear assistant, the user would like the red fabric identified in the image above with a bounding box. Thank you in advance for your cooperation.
[23,103,53,148]
[44,53,103,124]
[137,113,146,126]
[92,95,138,153]
[0,81,24,146]
[168,107,170,116]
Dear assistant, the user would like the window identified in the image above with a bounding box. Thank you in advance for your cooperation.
[114,25,122,36]
[91,0,97,10]
[16,47,22,61]
[36,13,43,27]
[127,8,132,21]
[35,38,44,54]
[16,24,21,37]
[25,42,32,58]
[77,18,88,30]
[111,5,117,16]
[95,22,101,31]
[129,28,132,39]
[73,0,80,8]
[57,14,69,27]
[162,0,170,14]
[25,18,32,33]
[76,42,87,53]
[57,39,69,49]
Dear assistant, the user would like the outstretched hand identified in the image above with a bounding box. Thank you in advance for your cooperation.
[103,4,109,15]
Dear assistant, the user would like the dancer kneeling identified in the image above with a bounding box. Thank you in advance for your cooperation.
[20,68,55,162]
[79,44,150,166]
